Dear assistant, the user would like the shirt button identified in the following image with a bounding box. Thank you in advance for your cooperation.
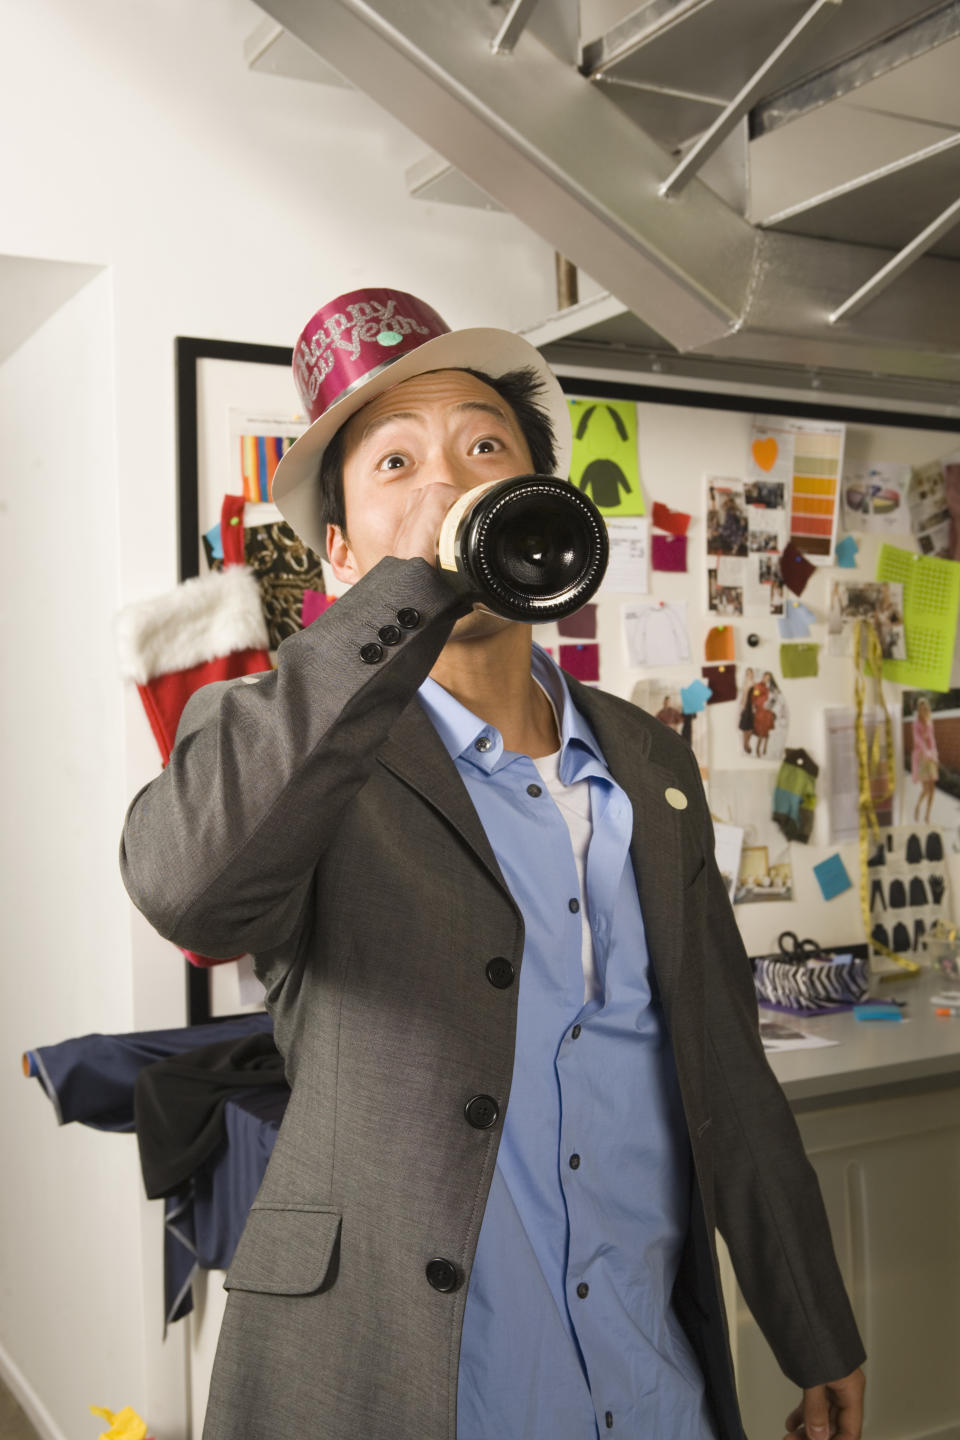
[569,1153,580,1170]
[377,624,402,646]
[605,1413,614,1429]
[359,642,383,664]
[485,957,515,989]
[571,1024,581,1039]
[569,897,580,913]
[475,736,492,753]
[396,607,420,629]
[576,1282,589,1299]
[464,1094,500,1129]
[526,783,542,797]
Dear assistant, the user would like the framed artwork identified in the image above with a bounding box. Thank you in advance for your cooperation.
[176,336,302,1024]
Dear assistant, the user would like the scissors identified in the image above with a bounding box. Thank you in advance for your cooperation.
[777,931,826,966]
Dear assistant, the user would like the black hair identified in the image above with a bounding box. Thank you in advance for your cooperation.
[317,365,558,544]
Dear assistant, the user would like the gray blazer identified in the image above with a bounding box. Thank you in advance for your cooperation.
[120,556,865,1440]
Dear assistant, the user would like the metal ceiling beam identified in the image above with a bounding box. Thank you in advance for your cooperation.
[581,0,716,79]
[753,0,960,136]
[659,0,843,196]
[491,0,543,55]
[256,0,757,351]
[829,194,960,322]
[255,0,960,379]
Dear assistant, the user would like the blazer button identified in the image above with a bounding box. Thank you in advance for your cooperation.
[485,957,515,989]
[464,1094,500,1129]
[396,607,421,629]
[378,624,402,645]
[359,642,383,664]
[426,1258,460,1292]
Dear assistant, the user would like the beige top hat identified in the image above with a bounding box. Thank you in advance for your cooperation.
[270,287,572,557]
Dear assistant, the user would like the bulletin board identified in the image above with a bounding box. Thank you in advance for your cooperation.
[542,374,960,969]
[174,340,960,1020]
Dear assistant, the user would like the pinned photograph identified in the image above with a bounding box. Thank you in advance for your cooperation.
[630,676,708,778]
[901,689,960,839]
[708,567,744,616]
[827,581,906,661]
[736,666,789,761]
[841,461,909,534]
[709,770,794,904]
[706,479,748,557]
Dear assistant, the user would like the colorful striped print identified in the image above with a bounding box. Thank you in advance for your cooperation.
[240,434,297,502]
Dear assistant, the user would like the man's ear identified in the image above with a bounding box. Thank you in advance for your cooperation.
[326,523,361,585]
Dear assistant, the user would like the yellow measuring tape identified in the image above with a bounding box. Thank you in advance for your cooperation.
[853,619,920,979]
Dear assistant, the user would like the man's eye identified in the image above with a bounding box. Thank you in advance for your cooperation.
[379,453,407,471]
[471,437,502,455]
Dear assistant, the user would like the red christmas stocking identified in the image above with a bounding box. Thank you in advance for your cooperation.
[118,495,271,967]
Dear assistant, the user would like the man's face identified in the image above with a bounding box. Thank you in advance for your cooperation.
[326,369,534,585]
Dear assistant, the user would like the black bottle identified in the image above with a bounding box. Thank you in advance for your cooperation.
[436,475,608,622]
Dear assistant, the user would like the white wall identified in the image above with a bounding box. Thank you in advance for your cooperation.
[0,0,558,1435]
[0,274,157,1437]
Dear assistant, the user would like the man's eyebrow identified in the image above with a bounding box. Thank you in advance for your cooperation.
[358,410,420,446]
[451,400,511,425]
[358,400,512,447]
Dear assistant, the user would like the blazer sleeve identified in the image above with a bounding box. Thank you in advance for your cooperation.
[681,744,867,1389]
[119,556,470,959]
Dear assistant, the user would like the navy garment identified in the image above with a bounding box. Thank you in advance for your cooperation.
[419,644,714,1440]
[27,1012,282,1326]
[165,1087,286,1328]
[26,1012,274,1130]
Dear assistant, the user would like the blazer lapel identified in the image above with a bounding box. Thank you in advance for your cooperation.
[570,681,689,1012]
[378,697,511,900]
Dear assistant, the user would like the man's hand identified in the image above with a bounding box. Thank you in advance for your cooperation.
[783,1367,865,1440]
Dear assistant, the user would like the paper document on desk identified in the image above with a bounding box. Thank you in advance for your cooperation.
[759,1018,839,1053]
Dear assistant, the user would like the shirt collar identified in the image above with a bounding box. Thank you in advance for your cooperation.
[417,642,605,779]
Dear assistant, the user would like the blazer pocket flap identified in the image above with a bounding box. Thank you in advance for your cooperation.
[224,1206,342,1296]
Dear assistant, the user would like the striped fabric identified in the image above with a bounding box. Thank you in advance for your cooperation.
[753,954,869,1011]
[241,434,298,503]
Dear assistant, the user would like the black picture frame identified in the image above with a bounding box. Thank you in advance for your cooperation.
[175,336,294,1025]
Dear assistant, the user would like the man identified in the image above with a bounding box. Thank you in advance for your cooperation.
[121,288,865,1440]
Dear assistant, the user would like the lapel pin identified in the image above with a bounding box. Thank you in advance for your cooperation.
[665,787,688,811]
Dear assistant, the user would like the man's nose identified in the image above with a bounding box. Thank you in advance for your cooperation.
[421,451,484,494]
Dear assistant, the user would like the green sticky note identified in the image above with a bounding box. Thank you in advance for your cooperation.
[568,399,645,516]
[780,642,820,678]
[876,544,960,691]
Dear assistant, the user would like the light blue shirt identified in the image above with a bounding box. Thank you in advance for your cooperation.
[418,645,715,1440]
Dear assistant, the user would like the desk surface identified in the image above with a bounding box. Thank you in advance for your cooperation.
[766,969,960,1105]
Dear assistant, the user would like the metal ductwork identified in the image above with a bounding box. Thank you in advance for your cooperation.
[251,0,960,394]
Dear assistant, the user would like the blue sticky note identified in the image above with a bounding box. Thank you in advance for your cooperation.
[204,521,224,560]
[681,678,712,714]
[777,600,816,640]
[813,853,852,901]
[835,535,858,568]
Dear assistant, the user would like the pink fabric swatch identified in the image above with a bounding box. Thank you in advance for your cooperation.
[559,643,600,682]
[651,534,687,572]
[302,590,336,625]
[651,501,690,536]
[557,604,597,639]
